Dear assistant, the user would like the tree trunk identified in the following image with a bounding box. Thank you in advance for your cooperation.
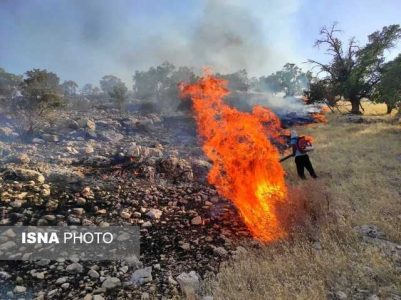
[350,98,362,114]
[386,104,393,114]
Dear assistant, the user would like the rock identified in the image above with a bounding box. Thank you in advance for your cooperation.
[7,153,30,164]
[76,197,87,205]
[55,277,68,285]
[353,224,386,239]
[84,155,111,167]
[32,138,45,144]
[93,295,104,300]
[0,126,16,137]
[158,156,194,181]
[3,228,16,238]
[142,221,152,228]
[101,277,121,290]
[120,211,131,219]
[41,134,59,142]
[47,289,58,297]
[180,243,190,251]
[212,246,228,257]
[79,118,96,131]
[10,200,23,208]
[84,145,94,154]
[14,286,27,294]
[0,271,11,280]
[146,208,162,219]
[131,267,152,285]
[61,283,70,289]
[0,241,17,251]
[66,262,84,273]
[124,255,143,270]
[191,216,202,225]
[88,269,100,279]
[141,292,150,300]
[98,130,124,143]
[47,169,84,184]
[83,294,93,300]
[63,119,80,130]
[176,271,200,299]
[312,241,322,250]
[335,291,347,299]
[3,168,45,183]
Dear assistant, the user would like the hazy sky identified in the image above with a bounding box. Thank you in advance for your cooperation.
[1,0,400,87]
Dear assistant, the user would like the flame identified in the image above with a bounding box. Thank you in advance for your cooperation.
[181,73,287,242]
[311,112,328,123]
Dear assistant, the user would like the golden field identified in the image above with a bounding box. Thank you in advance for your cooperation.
[207,102,401,300]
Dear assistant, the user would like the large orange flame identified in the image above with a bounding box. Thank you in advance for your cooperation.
[181,73,287,242]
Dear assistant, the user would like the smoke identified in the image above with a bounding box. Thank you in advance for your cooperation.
[133,0,301,77]
[0,0,301,86]
[229,91,311,116]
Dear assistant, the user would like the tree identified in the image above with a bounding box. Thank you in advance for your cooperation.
[372,54,401,113]
[304,78,337,109]
[217,69,249,91]
[81,83,94,95]
[133,61,176,100]
[133,62,197,111]
[100,75,124,95]
[309,23,401,114]
[255,64,310,96]
[0,67,22,98]
[61,80,78,96]
[109,82,128,111]
[276,63,310,96]
[15,69,63,133]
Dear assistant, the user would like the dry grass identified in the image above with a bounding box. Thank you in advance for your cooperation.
[208,102,401,299]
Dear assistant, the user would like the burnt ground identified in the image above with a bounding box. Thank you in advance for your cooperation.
[0,108,258,299]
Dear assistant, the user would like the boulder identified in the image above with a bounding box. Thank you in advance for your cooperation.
[101,277,121,290]
[176,271,200,299]
[131,267,152,286]
[2,168,45,183]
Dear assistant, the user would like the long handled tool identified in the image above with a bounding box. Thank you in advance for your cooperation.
[279,153,294,162]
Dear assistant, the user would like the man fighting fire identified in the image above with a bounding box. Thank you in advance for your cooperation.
[290,129,317,179]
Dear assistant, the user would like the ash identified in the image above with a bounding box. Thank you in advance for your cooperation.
[0,107,258,299]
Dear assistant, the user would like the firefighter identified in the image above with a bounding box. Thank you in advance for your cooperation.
[290,130,317,179]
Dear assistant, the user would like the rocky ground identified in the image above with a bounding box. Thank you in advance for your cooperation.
[0,108,259,299]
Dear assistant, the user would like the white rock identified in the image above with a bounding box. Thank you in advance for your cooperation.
[176,271,200,299]
[101,277,121,290]
[131,267,152,285]
[14,286,26,294]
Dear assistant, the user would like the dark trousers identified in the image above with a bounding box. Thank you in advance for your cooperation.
[295,155,317,179]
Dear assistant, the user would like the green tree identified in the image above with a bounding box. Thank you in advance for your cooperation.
[133,61,176,100]
[109,82,128,111]
[0,67,22,98]
[61,80,78,96]
[100,75,124,95]
[15,69,63,133]
[372,54,401,114]
[309,24,401,114]
[256,64,310,96]
[304,78,337,109]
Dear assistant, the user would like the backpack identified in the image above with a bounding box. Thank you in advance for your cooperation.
[296,136,313,153]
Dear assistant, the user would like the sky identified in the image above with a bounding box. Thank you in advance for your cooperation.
[1,0,400,88]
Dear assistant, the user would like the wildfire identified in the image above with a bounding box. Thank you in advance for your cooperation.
[311,112,328,123]
[181,73,287,242]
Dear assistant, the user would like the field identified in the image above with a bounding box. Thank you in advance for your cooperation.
[207,102,401,299]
